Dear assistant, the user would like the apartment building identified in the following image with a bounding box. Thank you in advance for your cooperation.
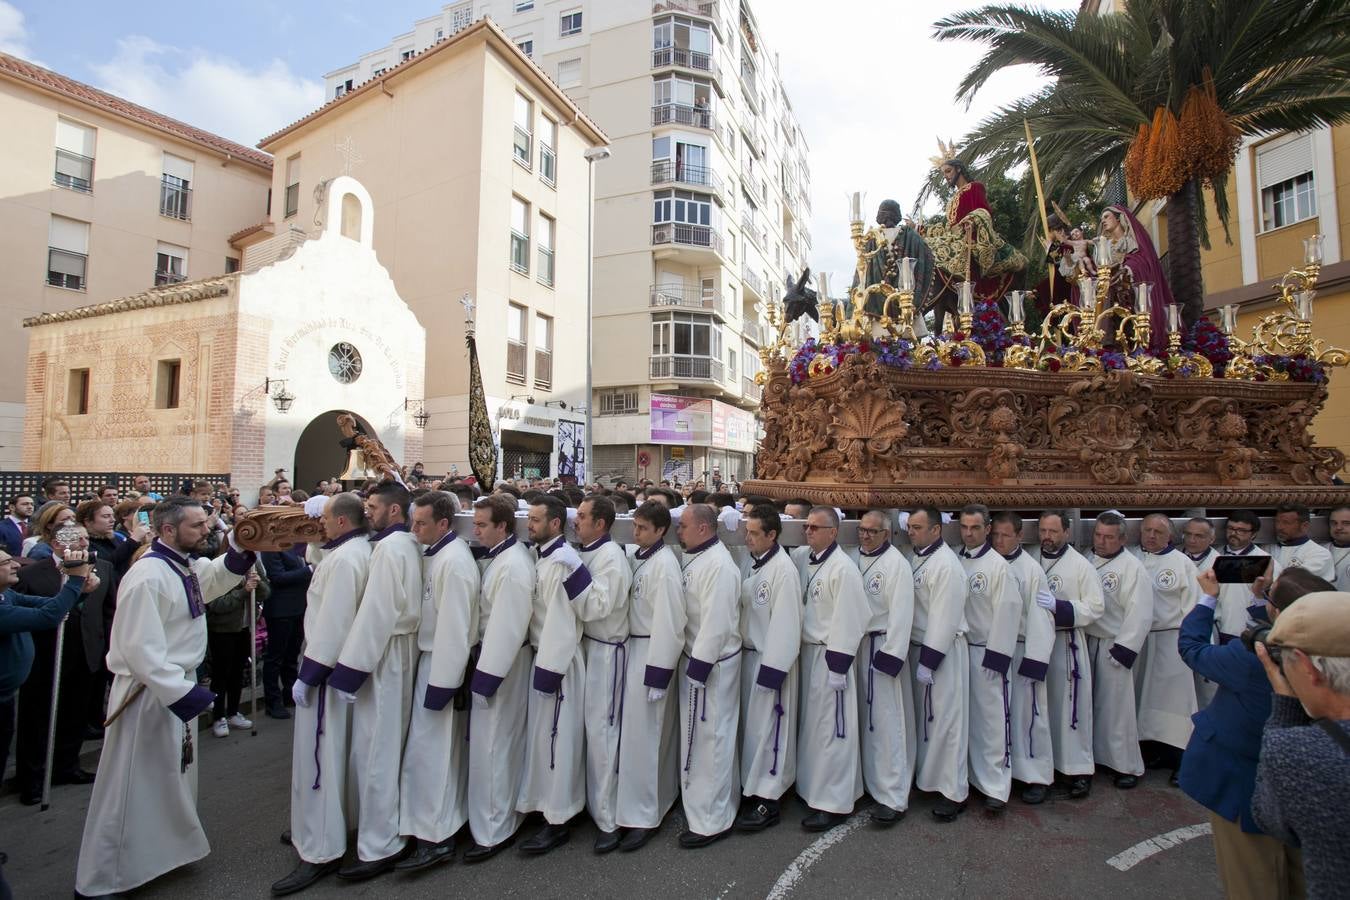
[270,18,608,481]
[325,0,813,485]
[0,53,273,468]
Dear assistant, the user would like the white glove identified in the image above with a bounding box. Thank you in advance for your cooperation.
[551,544,583,574]
[647,687,666,703]
[1108,654,1124,669]
[984,666,1002,682]
[472,692,490,709]
[292,680,313,709]
[227,529,249,554]
[916,664,935,686]
[303,495,329,519]
[755,682,776,694]
[826,671,847,692]
[1035,589,1057,611]
[336,690,357,703]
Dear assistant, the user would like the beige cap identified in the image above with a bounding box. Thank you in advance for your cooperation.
[1268,591,1350,656]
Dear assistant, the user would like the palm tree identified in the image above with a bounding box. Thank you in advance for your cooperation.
[932,0,1350,323]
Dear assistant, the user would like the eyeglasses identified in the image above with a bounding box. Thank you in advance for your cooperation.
[857,527,887,537]
[802,524,835,532]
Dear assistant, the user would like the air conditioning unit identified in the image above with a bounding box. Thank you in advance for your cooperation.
[653,226,671,243]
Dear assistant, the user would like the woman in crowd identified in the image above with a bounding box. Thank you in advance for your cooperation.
[24,504,78,559]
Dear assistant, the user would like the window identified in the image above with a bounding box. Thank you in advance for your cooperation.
[727,230,736,261]
[435,28,443,41]
[599,391,640,415]
[155,359,181,409]
[560,10,582,36]
[47,215,89,290]
[225,256,240,274]
[653,15,713,69]
[538,214,555,286]
[284,155,300,218]
[507,303,528,383]
[510,196,530,274]
[67,368,90,415]
[515,0,534,10]
[160,153,193,220]
[540,116,557,184]
[371,66,387,78]
[449,2,472,31]
[513,93,533,168]
[652,311,718,356]
[557,57,581,87]
[652,75,713,128]
[653,189,713,226]
[155,243,188,286]
[54,118,95,192]
[517,39,534,58]
[534,313,553,389]
[728,348,737,380]
[334,78,353,98]
[1257,133,1317,232]
[400,48,414,61]
[652,136,709,186]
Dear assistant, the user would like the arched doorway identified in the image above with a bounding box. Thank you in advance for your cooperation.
[293,410,377,495]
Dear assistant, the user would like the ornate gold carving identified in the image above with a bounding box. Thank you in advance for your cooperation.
[830,391,910,482]
[233,506,325,552]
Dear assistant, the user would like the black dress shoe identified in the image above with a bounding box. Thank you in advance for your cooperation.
[931,798,968,822]
[983,797,1007,813]
[1068,775,1092,799]
[53,769,96,786]
[395,838,454,871]
[266,704,292,720]
[801,810,849,832]
[271,859,341,896]
[1021,784,1048,805]
[519,823,569,855]
[593,830,622,854]
[1113,773,1140,790]
[871,804,905,827]
[619,827,657,852]
[734,801,780,832]
[19,790,41,806]
[678,828,729,848]
[462,834,515,863]
[338,850,402,881]
[280,829,292,846]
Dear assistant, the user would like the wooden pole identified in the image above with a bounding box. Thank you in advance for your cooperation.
[1024,118,1058,300]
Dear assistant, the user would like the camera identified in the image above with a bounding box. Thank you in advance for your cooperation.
[1240,625,1282,665]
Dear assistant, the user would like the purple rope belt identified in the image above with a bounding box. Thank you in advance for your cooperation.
[1029,683,1039,759]
[1067,632,1082,730]
[834,686,846,740]
[923,683,934,742]
[1000,672,1012,768]
[549,689,565,770]
[311,683,327,791]
[683,683,699,780]
[585,635,629,774]
[770,687,784,776]
[865,632,882,733]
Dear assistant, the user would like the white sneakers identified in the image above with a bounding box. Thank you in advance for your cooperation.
[212,718,230,738]
[227,713,253,730]
[212,713,253,737]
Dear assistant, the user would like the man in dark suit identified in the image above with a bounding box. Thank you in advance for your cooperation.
[0,495,33,557]
[260,545,312,719]
[1177,567,1324,900]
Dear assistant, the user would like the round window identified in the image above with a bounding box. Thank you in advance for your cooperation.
[328,342,363,384]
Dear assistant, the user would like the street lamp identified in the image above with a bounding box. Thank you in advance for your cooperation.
[583,144,612,485]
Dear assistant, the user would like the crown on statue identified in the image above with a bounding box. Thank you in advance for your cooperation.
[929,136,959,169]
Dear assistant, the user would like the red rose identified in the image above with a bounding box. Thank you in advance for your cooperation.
[1047,359,1061,372]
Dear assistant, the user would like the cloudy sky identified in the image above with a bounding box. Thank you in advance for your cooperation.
[3,0,1077,291]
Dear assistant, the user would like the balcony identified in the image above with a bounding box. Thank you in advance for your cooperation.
[654,0,721,20]
[534,349,552,390]
[650,283,728,317]
[652,222,722,254]
[741,262,765,300]
[649,354,724,382]
[740,213,765,251]
[651,46,720,85]
[160,179,192,221]
[740,60,757,96]
[741,320,762,345]
[742,125,763,160]
[742,376,762,402]
[54,149,93,193]
[650,160,723,195]
[507,340,527,384]
[652,102,714,131]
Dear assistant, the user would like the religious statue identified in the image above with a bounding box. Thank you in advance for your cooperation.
[1034,213,1095,316]
[1099,204,1172,351]
[848,199,935,324]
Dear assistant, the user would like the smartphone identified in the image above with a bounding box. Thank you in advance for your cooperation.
[136,510,150,526]
[1213,556,1270,584]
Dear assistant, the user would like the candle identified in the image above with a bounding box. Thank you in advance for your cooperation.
[1165,303,1181,333]
[816,272,830,303]
[1295,290,1315,322]
[1219,304,1238,334]
[1006,291,1024,324]
[1078,276,1095,301]
[898,257,915,293]
[1304,234,1325,266]
[1134,282,1152,314]
[849,192,861,224]
[1094,234,1114,266]
[958,282,974,316]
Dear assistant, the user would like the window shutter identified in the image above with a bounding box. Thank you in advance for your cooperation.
[55,119,95,157]
[163,153,194,182]
[49,216,89,253]
[1256,133,1314,190]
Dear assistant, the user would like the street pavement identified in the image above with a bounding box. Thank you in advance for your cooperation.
[2,715,1222,899]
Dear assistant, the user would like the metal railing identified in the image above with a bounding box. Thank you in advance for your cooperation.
[651,46,717,80]
[540,144,556,185]
[741,263,764,298]
[740,213,765,251]
[650,160,721,192]
[742,321,762,345]
[154,268,187,286]
[652,103,714,130]
[47,248,87,290]
[507,340,527,383]
[743,376,762,402]
[649,354,724,381]
[54,149,93,193]
[513,126,532,168]
[740,61,757,94]
[649,284,724,314]
[534,349,552,390]
[652,222,722,253]
[510,231,529,274]
[656,0,720,18]
[160,179,192,220]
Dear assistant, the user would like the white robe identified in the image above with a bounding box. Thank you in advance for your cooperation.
[908,540,970,804]
[1330,542,1350,592]
[1039,545,1104,777]
[959,543,1022,803]
[1216,544,1277,642]
[1184,547,1222,706]
[677,539,742,836]
[1003,549,1054,787]
[795,544,868,814]
[1134,547,1201,751]
[617,543,682,830]
[576,535,632,833]
[287,532,370,865]
[399,532,480,844]
[1086,550,1152,776]
[330,526,422,862]
[855,544,915,812]
[739,544,801,802]
[76,542,250,895]
[1269,538,1335,583]
[467,536,535,848]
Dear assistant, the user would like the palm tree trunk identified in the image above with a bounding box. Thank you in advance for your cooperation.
[1165,178,1205,325]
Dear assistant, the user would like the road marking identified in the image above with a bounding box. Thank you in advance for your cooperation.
[714,880,737,899]
[1106,823,1212,871]
[765,811,872,900]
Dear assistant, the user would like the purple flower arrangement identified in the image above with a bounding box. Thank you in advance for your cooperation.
[1250,353,1328,384]
[787,337,915,384]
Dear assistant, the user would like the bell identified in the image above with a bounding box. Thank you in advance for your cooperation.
[338,448,375,482]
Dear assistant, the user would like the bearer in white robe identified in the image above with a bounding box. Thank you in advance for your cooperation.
[1036,511,1104,799]
[853,509,915,825]
[396,491,479,872]
[793,507,867,830]
[1180,518,1221,706]
[517,495,594,854]
[905,505,970,822]
[733,504,801,834]
[272,495,371,896]
[1270,503,1335,582]
[1085,512,1153,788]
[615,500,683,852]
[573,495,632,854]
[1216,511,1278,645]
[989,512,1055,803]
[1328,505,1350,591]
[327,482,422,879]
[463,494,535,863]
[77,498,251,897]
[672,503,742,848]
[1134,513,1202,768]
[956,505,1023,812]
